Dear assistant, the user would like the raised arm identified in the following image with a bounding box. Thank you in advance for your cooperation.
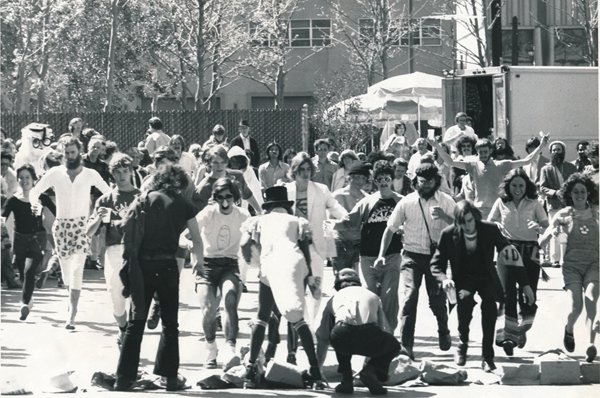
[429,139,467,169]
[509,133,549,169]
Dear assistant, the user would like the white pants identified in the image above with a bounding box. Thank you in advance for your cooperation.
[104,244,128,317]
[304,245,324,329]
[59,252,86,290]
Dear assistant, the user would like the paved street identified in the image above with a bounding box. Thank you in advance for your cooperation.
[1,264,598,396]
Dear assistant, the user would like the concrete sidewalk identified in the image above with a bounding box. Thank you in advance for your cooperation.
[1,265,597,396]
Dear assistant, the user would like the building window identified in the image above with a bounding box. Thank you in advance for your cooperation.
[420,19,442,46]
[358,18,441,47]
[250,19,331,48]
[554,28,589,66]
[501,29,534,65]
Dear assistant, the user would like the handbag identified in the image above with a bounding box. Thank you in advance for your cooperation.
[418,200,437,255]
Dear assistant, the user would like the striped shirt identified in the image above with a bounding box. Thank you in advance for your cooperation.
[387,190,456,255]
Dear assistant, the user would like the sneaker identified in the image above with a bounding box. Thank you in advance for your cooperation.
[65,322,75,330]
[147,303,160,330]
[585,345,597,363]
[223,345,240,371]
[438,331,452,351]
[36,270,49,289]
[563,327,575,353]
[205,341,218,369]
[19,304,30,321]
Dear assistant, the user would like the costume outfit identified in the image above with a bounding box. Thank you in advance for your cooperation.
[258,160,290,190]
[387,190,456,350]
[116,189,198,385]
[242,210,322,384]
[407,151,432,179]
[2,194,55,306]
[336,191,403,331]
[316,286,400,385]
[230,134,260,168]
[29,166,110,289]
[430,221,529,363]
[488,197,548,347]
[94,188,140,320]
[195,204,249,344]
[195,170,254,211]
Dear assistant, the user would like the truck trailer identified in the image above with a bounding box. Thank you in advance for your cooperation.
[443,66,598,160]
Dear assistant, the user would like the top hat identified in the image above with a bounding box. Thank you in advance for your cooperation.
[239,119,250,127]
[262,186,294,211]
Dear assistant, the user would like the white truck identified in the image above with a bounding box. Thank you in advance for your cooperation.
[442,66,598,159]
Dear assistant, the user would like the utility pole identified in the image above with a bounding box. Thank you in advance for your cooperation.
[490,0,502,66]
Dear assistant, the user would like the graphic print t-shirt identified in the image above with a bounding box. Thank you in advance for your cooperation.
[196,205,250,258]
[360,196,402,256]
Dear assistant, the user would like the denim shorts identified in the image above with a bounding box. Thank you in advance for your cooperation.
[194,257,240,289]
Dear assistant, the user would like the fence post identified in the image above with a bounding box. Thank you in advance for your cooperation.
[301,104,309,152]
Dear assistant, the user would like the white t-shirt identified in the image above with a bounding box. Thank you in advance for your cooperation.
[443,125,477,152]
[196,204,250,258]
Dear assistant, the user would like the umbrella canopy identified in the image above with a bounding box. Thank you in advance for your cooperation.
[368,71,443,98]
[327,71,443,120]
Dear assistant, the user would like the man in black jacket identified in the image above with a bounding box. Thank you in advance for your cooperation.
[230,119,260,168]
[430,200,535,372]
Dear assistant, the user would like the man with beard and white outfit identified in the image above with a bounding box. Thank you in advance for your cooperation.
[30,136,110,329]
[540,141,577,267]
[432,136,549,219]
[375,163,456,360]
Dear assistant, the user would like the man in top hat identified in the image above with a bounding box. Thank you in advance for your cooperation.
[230,119,260,169]
[316,268,400,395]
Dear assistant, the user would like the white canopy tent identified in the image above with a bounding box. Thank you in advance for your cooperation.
[326,72,444,146]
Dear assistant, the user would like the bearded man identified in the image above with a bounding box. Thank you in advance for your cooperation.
[540,141,577,267]
[375,163,456,360]
[30,136,110,329]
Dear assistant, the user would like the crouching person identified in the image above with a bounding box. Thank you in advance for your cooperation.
[316,268,401,395]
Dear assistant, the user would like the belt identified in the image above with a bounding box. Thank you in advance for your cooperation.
[141,254,176,261]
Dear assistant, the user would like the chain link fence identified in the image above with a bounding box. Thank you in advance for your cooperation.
[1,109,305,160]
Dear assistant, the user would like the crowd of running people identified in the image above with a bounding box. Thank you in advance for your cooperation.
[0,113,598,393]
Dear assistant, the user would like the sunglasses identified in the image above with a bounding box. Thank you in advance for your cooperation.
[216,193,234,201]
[376,176,392,183]
[32,137,52,149]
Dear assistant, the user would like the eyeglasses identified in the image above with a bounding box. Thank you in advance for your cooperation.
[376,176,392,183]
[32,137,52,149]
[216,193,234,201]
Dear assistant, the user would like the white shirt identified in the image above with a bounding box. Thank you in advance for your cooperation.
[30,166,111,219]
[407,151,432,179]
[443,125,477,151]
[240,134,251,151]
[387,190,456,254]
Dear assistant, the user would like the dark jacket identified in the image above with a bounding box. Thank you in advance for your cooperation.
[230,135,260,168]
[119,193,148,320]
[430,221,528,302]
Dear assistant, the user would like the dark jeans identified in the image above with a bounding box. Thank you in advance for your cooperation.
[499,240,540,344]
[330,322,401,378]
[332,239,361,273]
[13,231,46,304]
[399,251,449,348]
[116,260,180,383]
[456,281,497,360]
